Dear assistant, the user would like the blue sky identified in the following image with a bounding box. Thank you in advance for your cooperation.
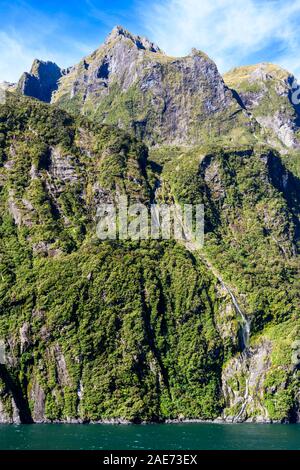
[1,0,300,82]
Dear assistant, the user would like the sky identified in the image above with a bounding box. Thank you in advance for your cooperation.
[1,0,300,83]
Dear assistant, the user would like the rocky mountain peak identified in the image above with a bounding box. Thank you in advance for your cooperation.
[225,63,293,88]
[105,25,163,53]
[29,59,61,78]
[17,59,62,103]
[13,27,300,150]
[48,26,251,146]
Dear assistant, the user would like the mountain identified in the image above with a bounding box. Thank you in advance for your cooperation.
[17,60,63,103]
[0,27,299,424]
[224,63,300,149]
[18,26,256,146]
[17,28,300,154]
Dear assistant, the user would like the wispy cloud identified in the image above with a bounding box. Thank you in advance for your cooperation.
[2,0,300,83]
[141,0,300,77]
[85,0,145,39]
[0,0,96,83]
[0,31,39,83]
[85,0,123,27]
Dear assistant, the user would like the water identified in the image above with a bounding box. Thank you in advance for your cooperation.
[0,424,299,450]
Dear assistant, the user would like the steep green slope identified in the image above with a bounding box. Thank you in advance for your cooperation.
[0,94,234,423]
[155,144,300,422]
[160,145,300,322]
[0,238,228,423]
[0,94,299,423]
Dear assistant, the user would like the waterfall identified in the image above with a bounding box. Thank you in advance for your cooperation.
[180,224,251,351]
[220,283,251,351]
[157,199,251,351]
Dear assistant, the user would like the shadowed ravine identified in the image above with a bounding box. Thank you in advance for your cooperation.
[0,365,33,424]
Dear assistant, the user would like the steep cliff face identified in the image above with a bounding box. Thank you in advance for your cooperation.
[0,94,299,423]
[17,60,62,103]
[1,27,300,424]
[46,27,254,146]
[224,63,300,149]
[222,320,300,424]
[16,28,300,153]
[0,95,227,423]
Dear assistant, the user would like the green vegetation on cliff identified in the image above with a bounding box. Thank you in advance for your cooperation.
[1,32,300,424]
[0,95,229,423]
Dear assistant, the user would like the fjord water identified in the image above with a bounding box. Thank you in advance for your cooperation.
[0,424,299,450]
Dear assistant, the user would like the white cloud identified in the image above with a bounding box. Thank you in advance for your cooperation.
[0,1,95,83]
[141,0,300,77]
[0,29,92,83]
[0,32,33,83]
[2,0,300,83]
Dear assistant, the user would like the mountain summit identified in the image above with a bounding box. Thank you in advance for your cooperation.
[105,25,163,53]
[15,27,300,151]
[17,59,62,103]
[16,26,252,146]
[53,26,253,145]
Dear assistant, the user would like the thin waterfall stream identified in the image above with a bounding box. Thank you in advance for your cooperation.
[153,186,251,352]
[220,282,251,351]
[173,204,251,352]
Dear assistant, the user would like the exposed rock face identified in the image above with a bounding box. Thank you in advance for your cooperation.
[294,390,300,423]
[214,283,240,353]
[20,322,31,353]
[257,113,299,148]
[0,398,20,425]
[0,401,9,423]
[0,82,16,104]
[49,26,252,145]
[224,63,300,149]
[30,379,46,423]
[48,147,78,185]
[222,337,300,424]
[8,190,22,226]
[17,60,62,102]
[52,344,71,388]
[14,29,300,152]
[222,340,273,423]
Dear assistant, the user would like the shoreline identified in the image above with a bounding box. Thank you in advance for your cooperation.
[1,418,291,425]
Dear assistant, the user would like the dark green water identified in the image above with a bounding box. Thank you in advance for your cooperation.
[0,424,300,450]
